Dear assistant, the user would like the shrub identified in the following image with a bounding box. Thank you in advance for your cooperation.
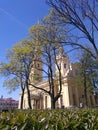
[0,109,98,130]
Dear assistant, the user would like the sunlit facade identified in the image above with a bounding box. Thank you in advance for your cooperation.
[19,48,96,109]
[0,96,18,111]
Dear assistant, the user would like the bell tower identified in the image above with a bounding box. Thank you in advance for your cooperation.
[55,47,72,77]
[30,50,42,83]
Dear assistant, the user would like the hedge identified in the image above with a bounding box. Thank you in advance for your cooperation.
[0,109,98,130]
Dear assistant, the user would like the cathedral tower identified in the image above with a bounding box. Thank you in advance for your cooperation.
[30,50,42,83]
[55,47,72,77]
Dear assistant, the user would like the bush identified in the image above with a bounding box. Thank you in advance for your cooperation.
[0,109,98,130]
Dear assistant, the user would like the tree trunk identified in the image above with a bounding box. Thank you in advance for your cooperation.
[83,73,88,107]
[20,88,24,109]
[20,76,24,109]
[51,97,55,109]
[26,81,32,109]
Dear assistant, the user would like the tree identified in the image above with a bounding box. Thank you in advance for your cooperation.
[47,0,98,59]
[29,9,66,109]
[78,49,98,107]
[0,58,25,109]
[0,39,35,109]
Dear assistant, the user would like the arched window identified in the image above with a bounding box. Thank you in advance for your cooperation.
[64,63,66,68]
[45,96,47,109]
[38,63,40,68]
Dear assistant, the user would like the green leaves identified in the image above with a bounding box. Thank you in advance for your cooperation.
[0,109,98,130]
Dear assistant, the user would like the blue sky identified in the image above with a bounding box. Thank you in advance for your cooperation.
[0,0,49,100]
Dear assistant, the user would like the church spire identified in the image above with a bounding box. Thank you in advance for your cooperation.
[58,47,64,55]
[55,47,72,77]
[57,46,67,59]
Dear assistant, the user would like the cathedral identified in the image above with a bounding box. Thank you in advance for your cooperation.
[18,48,96,109]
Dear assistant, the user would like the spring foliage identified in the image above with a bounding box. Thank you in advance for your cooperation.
[0,109,98,130]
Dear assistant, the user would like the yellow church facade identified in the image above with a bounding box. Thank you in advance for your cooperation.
[18,48,96,109]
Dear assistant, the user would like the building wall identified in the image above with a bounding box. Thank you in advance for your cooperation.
[18,48,96,109]
[0,96,18,111]
[19,74,96,109]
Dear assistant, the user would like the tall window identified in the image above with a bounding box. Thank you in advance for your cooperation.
[24,100,25,109]
[64,63,66,68]
[60,95,63,107]
[38,63,40,68]
[73,94,76,105]
[45,96,47,109]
